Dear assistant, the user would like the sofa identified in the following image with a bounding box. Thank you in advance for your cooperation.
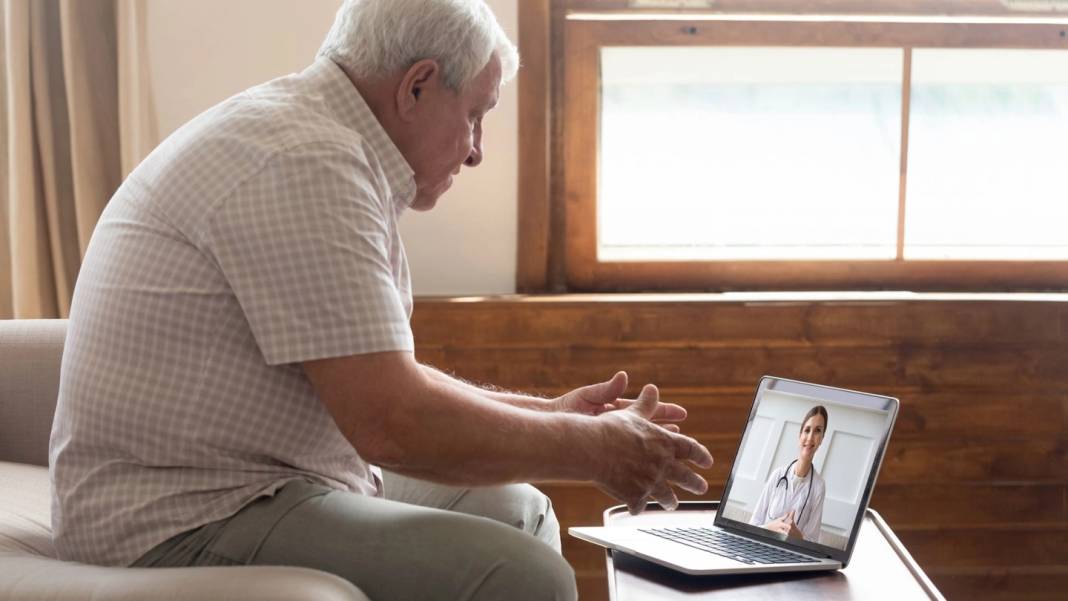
[0,319,370,601]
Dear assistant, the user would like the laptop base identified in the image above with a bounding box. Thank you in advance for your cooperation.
[570,524,841,576]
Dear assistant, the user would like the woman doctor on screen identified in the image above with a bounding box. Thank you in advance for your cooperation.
[748,406,828,543]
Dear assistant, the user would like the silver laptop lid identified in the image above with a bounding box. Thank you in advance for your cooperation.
[715,376,899,567]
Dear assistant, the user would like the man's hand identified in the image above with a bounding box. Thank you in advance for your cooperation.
[591,383,713,515]
[765,511,803,539]
[552,371,688,432]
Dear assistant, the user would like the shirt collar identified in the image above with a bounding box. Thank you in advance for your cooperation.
[305,57,417,212]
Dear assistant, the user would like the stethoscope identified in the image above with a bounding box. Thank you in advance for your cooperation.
[771,459,814,524]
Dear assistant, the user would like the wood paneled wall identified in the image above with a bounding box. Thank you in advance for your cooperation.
[411,296,1068,601]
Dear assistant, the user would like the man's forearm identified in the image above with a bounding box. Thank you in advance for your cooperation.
[305,351,713,512]
[421,364,554,411]
[366,368,598,486]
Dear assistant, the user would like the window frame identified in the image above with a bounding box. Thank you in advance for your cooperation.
[517,1,1068,292]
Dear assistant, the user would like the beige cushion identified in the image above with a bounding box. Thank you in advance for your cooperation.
[0,461,55,557]
[0,554,370,601]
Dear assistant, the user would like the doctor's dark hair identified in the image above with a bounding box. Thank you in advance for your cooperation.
[800,405,828,434]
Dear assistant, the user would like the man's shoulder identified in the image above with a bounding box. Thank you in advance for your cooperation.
[128,70,383,224]
[175,75,372,166]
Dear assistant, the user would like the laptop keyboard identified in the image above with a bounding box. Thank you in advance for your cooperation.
[639,527,820,565]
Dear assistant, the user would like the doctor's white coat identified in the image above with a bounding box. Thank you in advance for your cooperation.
[748,463,826,543]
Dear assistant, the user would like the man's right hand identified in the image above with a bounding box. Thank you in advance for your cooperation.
[592,383,714,515]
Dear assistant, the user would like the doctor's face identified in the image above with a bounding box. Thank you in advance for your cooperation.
[798,414,826,462]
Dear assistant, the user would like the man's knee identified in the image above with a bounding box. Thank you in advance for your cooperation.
[453,483,561,550]
[474,529,577,601]
[501,484,558,541]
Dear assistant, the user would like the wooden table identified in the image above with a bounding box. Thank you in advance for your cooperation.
[602,502,946,601]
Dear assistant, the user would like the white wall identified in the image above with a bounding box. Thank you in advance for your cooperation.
[145,0,519,295]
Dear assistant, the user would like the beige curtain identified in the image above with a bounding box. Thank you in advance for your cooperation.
[116,0,157,179]
[0,0,154,319]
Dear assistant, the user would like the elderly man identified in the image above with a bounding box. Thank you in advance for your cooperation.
[49,1,713,599]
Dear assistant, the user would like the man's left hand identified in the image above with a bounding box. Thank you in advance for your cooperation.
[551,371,688,431]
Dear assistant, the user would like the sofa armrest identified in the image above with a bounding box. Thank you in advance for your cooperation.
[0,554,370,601]
[0,319,67,467]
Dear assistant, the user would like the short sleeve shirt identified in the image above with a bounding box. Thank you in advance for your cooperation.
[48,58,417,567]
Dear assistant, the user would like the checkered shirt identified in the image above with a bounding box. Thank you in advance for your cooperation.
[49,58,417,566]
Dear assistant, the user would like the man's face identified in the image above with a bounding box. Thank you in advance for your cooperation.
[405,55,502,211]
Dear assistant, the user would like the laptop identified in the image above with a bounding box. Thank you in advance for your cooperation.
[570,376,899,575]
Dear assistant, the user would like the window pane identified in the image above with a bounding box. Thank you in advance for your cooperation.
[599,47,902,262]
[906,49,1068,260]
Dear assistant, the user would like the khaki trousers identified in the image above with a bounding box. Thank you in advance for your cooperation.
[133,472,575,601]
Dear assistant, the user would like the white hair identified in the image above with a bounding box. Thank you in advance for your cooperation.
[317,0,519,90]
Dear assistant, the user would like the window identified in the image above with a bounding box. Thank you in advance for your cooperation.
[517,1,1068,291]
[599,45,904,262]
[906,49,1068,260]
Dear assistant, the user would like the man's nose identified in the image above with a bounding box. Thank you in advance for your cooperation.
[464,147,482,167]
[465,129,484,167]
[465,143,483,168]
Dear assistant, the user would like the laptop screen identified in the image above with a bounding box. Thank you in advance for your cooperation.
[715,377,898,563]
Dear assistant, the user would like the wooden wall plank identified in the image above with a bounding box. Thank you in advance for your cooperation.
[417,345,1068,393]
[879,437,1067,484]
[898,526,1068,568]
[576,571,608,601]
[871,484,1067,525]
[412,301,1068,348]
[929,567,1068,601]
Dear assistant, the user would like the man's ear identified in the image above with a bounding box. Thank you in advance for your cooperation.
[396,59,440,122]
